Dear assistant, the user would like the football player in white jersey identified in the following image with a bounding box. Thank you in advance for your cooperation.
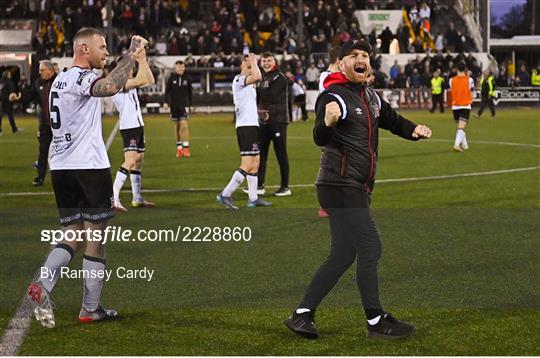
[27,27,147,328]
[217,53,272,210]
[111,49,155,212]
[318,46,341,93]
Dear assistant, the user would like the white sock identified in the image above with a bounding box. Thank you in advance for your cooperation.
[182,141,189,148]
[222,169,246,197]
[247,173,258,202]
[454,129,464,148]
[130,170,142,203]
[39,244,74,293]
[461,131,468,148]
[367,315,382,325]
[296,308,311,314]
[113,167,129,202]
[82,256,105,312]
[176,141,182,149]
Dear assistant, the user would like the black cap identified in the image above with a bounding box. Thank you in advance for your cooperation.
[339,40,372,59]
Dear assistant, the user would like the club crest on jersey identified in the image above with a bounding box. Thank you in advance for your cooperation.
[76,70,90,85]
[355,107,363,115]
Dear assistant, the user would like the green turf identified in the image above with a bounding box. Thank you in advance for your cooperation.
[1,109,539,355]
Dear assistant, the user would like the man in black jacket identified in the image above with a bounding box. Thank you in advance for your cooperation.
[30,60,57,186]
[284,40,432,340]
[165,60,193,157]
[0,71,21,134]
[256,52,291,196]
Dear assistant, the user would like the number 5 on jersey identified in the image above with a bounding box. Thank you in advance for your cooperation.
[50,91,61,129]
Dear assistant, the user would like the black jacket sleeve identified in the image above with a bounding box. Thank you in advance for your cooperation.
[187,78,192,106]
[28,79,40,105]
[378,94,418,140]
[164,75,172,105]
[313,93,337,146]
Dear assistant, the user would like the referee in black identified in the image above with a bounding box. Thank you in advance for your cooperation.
[30,60,56,186]
[283,40,432,340]
[256,52,291,196]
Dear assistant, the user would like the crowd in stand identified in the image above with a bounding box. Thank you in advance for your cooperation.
[2,0,538,97]
[5,0,477,61]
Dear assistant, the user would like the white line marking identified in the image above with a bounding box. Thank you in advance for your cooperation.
[3,135,539,148]
[0,298,33,356]
[2,166,538,197]
[105,119,120,150]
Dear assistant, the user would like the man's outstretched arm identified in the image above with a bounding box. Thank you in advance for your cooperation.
[378,93,432,140]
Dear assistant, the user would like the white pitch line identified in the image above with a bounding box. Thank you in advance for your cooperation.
[105,119,120,150]
[0,297,33,356]
[2,166,538,197]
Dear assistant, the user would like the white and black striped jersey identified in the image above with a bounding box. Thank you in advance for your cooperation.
[48,67,109,170]
[112,88,144,130]
[232,74,259,128]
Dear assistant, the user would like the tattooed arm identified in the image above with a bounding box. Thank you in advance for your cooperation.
[91,35,148,97]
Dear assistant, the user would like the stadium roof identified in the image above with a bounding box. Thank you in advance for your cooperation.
[490,36,540,48]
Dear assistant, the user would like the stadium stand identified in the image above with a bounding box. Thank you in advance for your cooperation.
[1,0,538,110]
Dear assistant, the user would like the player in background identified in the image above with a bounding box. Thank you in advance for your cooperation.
[165,60,192,158]
[217,53,272,210]
[111,49,156,211]
[450,62,474,152]
[30,60,57,186]
[26,27,147,328]
[318,46,341,93]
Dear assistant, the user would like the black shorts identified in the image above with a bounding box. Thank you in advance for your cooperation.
[51,169,115,226]
[170,106,189,121]
[453,108,470,122]
[236,126,260,156]
[121,126,146,152]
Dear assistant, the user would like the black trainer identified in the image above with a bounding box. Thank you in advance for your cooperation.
[274,187,291,197]
[366,312,415,340]
[32,177,44,186]
[283,310,319,339]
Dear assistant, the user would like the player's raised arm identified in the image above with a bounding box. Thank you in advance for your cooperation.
[244,53,262,86]
[92,35,148,97]
[125,49,155,90]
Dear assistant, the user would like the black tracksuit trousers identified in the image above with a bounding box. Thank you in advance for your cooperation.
[258,122,289,189]
[430,93,444,113]
[477,97,496,117]
[37,126,52,180]
[300,185,383,318]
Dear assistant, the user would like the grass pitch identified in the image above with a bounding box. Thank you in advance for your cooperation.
[0,108,539,355]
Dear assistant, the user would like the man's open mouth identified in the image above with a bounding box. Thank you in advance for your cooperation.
[355,66,366,74]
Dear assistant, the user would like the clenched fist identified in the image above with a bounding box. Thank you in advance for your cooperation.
[412,124,432,139]
[324,101,342,127]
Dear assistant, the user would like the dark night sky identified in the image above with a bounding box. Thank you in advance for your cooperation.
[491,0,527,25]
